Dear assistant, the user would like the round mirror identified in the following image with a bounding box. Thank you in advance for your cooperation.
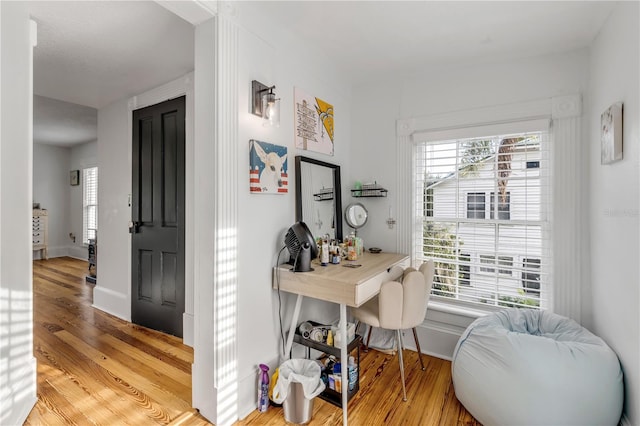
[345,203,368,230]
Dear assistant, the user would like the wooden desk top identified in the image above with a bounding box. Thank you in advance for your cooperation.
[273,252,409,307]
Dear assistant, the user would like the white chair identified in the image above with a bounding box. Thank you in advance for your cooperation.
[351,260,434,401]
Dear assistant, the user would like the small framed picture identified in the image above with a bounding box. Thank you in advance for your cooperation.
[70,170,80,186]
[601,102,623,164]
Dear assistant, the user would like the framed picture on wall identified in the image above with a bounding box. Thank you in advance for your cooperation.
[249,140,288,194]
[70,170,80,186]
[294,87,334,156]
[601,102,623,164]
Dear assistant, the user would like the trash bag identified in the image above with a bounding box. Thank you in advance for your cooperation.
[272,359,325,404]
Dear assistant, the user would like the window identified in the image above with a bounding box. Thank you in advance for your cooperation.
[479,254,495,273]
[490,192,510,220]
[424,188,434,217]
[466,192,485,219]
[522,258,541,295]
[83,166,98,244]
[415,129,549,309]
[459,253,471,285]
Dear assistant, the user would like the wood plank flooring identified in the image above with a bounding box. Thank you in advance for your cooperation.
[26,257,479,426]
[239,348,480,426]
[26,257,200,425]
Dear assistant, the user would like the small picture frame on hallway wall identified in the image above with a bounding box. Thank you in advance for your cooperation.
[601,102,623,165]
[70,170,80,186]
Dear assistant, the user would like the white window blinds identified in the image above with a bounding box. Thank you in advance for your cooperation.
[414,129,550,309]
[83,166,98,244]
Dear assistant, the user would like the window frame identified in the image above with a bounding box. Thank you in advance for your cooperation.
[82,166,98,245]
[490,191,511,220]
[413,125,550,312]
[466,192,486,219]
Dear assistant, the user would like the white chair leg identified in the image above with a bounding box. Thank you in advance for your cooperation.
[412,327,425,371]
[396,329,407,401]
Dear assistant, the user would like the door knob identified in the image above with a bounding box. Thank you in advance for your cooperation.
[129,221,141,233]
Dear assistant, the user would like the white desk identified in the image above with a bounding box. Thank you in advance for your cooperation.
[273,252,409,425]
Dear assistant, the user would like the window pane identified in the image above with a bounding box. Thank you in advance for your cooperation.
[415,131,549,310]
[490,192,510,220]
[467,192,485,219]
[83,167,98,244]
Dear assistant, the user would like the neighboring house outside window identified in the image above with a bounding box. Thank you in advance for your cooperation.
[416,130,549,309]
[83,166,98,244]
[490,191,511,220]
[466,192,486,219]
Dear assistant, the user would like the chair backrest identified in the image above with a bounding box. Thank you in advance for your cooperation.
[378,260,435,330]
[402,260,434,328]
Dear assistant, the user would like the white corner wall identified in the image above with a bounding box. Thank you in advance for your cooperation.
[68,140,97,259]
[233,3,352,419]
[0,2,38,424]
[33,143,70,258]
[93,97,131,320]
[350,50,590,359]
[588,3,639,424]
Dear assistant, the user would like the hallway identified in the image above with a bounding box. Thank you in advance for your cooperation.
[25,257,207,425]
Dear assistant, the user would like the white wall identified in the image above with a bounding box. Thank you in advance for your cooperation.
[351,50,590,252]
[68,140,97,259]
[350,52,590,357]
[33,143,70,258]
[234,3,352,418]
[0,2,37,424]
[32,140,97,260]
[93,98,130,320]
[588,3,639,424]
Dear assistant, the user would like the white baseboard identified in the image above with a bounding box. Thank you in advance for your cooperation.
[92,286,130,322]
[32,245,88,260]
[192,360,217,424]
[183,312,194,348]
[33,245,68,260]
[67,245,88,260]
[238,370,258,421]
[1,356,37,426]
[401,318,467,361]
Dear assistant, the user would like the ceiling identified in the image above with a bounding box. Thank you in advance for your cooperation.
[246,1,615,84]
[33,95,97,147]
[29,0,195,146]
[29,1,615,147]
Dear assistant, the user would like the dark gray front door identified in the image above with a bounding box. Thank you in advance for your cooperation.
[131,96,185,338]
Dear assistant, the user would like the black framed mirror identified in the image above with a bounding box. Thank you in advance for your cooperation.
[295,156,343,242]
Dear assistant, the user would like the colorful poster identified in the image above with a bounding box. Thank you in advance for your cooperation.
[294,87,334,156]
[249,140,288,194]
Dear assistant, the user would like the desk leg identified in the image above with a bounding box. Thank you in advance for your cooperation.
[340,303,348,426]
[284,294,303,358]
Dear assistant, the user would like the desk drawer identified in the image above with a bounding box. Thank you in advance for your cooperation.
[355,258,409,306]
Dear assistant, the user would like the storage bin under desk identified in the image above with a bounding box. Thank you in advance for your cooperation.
[293,333,361,407]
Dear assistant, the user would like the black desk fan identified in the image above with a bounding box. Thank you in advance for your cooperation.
[285,221,318,272]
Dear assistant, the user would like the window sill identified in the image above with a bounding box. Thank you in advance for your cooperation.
[428,298,504,320]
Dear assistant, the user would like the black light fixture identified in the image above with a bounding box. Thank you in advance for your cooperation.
[251,80,280,127]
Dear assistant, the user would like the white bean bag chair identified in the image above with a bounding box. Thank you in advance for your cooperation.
[452,309,623,426]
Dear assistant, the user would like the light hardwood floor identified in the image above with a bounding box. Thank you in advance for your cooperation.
[26,257,205,425]
[26,257,479,425]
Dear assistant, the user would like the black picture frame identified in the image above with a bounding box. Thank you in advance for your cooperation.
[70,170,80,186]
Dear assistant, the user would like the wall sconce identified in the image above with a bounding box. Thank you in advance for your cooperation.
[251,80,280,127]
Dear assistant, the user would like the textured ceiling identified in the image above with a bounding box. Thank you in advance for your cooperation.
[243,1,616,83]
[30,1,195,110]
[28,1,615,147]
